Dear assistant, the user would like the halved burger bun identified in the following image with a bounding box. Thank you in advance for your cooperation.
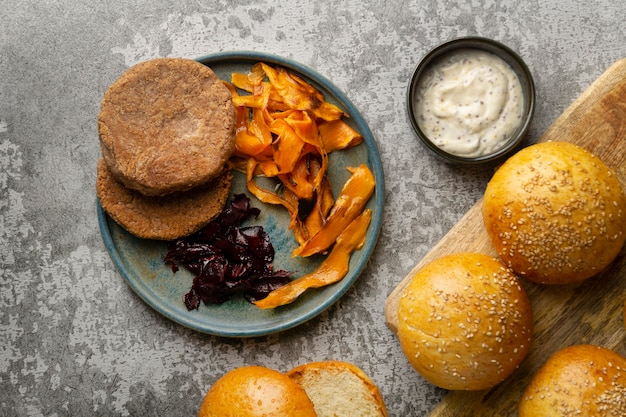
[287,360,388,417]
[198,366,317,417]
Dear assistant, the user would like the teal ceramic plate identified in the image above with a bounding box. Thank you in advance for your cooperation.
[97,51,384,337]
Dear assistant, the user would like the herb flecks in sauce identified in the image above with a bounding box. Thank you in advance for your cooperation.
[414,49,524,158]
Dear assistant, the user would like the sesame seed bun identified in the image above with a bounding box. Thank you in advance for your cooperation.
[286,361,388,417]
[98,58,236,196]
[397,252,533,391]
[198,366,317,417]
[96,158,232,240]
[482,141,626,285]
[518,344,626,416]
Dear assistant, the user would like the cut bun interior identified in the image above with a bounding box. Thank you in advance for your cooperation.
[287,360,388,417]
[198,362,387,417]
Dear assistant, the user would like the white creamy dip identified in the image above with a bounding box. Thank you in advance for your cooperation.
[413,49,524,158]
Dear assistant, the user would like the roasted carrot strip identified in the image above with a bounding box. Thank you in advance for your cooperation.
[254,209,372,309]
[285,152,326,200]
[292,164,375,257]
[231,72,254,93]
[229,63,374,262]
[245,158,308,240]
[232,90,265,109]
[281,70,346,121]
[270,118,306,174]
[278,153,314,200]
[229,81,274,158]
[232,79,272,108]
[252,107,274,151]
[303,175,334,238]
[234,129,268,158]
[224,63,378,308]
[260,63,318,105]
[259,63,345,121]
[234,109,272,158]
[247,63,267,87]
[278,155,335,243]
[234,63,288,111]
[318,119,364,152]
[310,101,347,122]
[245,158,294,212]
[276,110,320,147]
[282,188,310,245]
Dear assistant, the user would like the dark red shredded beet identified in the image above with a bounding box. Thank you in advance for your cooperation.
[164,194,293,310]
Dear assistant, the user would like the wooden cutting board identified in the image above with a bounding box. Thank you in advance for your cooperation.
[384,58,626,416]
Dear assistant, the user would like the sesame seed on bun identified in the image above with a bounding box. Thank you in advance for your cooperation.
[198,366,317,417]
[396,252,533,391]
[482,141,626,285]
[519,344,626,416]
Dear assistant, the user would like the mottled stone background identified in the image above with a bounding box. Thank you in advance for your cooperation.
[1,0,625,415]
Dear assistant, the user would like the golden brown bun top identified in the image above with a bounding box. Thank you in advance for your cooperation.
[483,141,626,284]
[198,366,317,417]
[287,360,388,417]
[519,344,626,416]
[99,58,236,196]
[397,252,533,391]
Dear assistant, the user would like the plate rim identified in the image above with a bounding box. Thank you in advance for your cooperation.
[97,51,385,337]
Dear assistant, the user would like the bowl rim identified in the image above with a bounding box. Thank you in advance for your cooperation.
[407,36,536,164]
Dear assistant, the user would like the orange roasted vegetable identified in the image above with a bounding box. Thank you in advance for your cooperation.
[228,64,363,242]
[303,175,335,238]
[226,81,273,159]
[278,152,321,201]
[279,154,334,243]
[318,119,363,152]
[292,164,375,257]
[225,62,376,308]
[228,62,374,253]
[254,208,372,309]
[244,157,297,215]
[258,63,345,121]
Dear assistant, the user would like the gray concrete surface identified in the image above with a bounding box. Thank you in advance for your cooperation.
[1,0,625,415]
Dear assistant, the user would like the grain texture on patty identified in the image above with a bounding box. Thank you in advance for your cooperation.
[96,159,232,240]
[98,58,236,196]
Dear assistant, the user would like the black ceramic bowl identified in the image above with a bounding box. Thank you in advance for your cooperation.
[407,37,535,164]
